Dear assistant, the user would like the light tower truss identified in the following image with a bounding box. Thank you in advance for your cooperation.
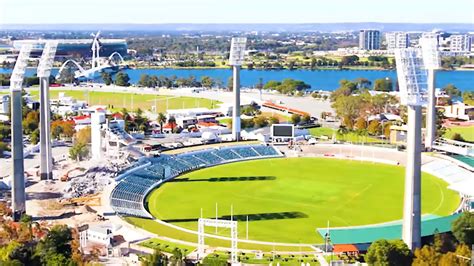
[198,218,238,264]
[229,37,247,66]
[37,41,58,78]
[394,48,428,106]
[420,37,441,70]
[10,45,33,92]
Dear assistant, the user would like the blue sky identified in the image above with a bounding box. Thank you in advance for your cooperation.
[1,0,473,24]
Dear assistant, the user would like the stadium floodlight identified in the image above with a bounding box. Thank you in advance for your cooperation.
[9,45,32,221]
[420,36,441,150]
[394,48,428,107]
[395,47,427,251]
[37,41,58,78]
[38,41,58,180]
[420,37,441,70]
[229,37,247,66]
[229,37,247,141]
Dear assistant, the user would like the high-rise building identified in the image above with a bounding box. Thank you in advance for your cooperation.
[359,30,381,50]
[449,34,472,52]
[386,32,410,50]
[420,32,441,48]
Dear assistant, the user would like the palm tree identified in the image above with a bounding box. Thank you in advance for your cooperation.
[157,113,166,133]
[168,116,176,133]
[337,126,349,142]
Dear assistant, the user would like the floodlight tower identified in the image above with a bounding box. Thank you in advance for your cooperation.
[420,36,441,150]
[9,45,32,221]
[38,41,58,180]
[229,37,247,141]
[395,48,428,251]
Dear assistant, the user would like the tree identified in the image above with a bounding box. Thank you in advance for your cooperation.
[69,142,89,161]
[301,114,311,124]
[157,113,167,134]
[253,116,268,128]
[22,111,39,135]
[227,77,233,91]
[101,72,112,86]
[451,212,474,246]
[340,55,359,66]
[170,248,183,265]
[451,133,465,142]
[51,120,75,140]
[384,122,392,139]
[413,245,441,266]
[142,249,168,266]
[367,120,381,135]
[354,117,367,130]
[138,74,151,87]
[354,78,372,89]
[74,127,91,145]
[33,225,74,265]
[0,141,8,158]
[201,76,215,89]
[290,114,301,125]
[115,71,130,87]
[374,78,393,92]
[167,116,177,133]
[30,129,40,145]
[366,239,412,266]
[443,84,461,101]
[462,91,474,105]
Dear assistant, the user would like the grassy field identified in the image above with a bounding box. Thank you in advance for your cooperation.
[139,238,195,255]
[443,126,474,142]
[146,158,459,244]
[308,127,384,143]
[26,89,221,113]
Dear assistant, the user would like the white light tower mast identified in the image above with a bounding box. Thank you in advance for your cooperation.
[420,36,441,150]
[229,37,247,141]
[37,41,58,180]
[395,48,428,251]
[9,45,32,221]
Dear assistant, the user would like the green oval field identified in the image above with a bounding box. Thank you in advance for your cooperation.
[146,158,460,243]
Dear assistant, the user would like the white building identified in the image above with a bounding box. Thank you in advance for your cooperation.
[0,95,10,114]
[359,30,381,50]
[386,32,409,50]
[449,35,472,52]
[441,103,474,121]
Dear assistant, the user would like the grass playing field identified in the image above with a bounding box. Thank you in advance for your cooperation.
[146,158,459,244]
[26,89,221,113]
[443,126,474,142]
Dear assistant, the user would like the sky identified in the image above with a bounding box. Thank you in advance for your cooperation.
[1,0,473,24]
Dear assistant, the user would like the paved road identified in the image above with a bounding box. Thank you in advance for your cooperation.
[0,146,70,178]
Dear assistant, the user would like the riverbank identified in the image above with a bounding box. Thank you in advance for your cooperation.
[1,68,473,92]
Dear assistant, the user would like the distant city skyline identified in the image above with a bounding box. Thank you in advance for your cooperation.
[1,0,473,25]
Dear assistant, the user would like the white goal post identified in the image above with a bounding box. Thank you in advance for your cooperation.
[198,218,238,264]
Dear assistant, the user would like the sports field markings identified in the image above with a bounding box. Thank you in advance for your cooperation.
[333,184,373,212]
[430,179,445,214]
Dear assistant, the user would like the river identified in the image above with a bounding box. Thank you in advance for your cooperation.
[1,68,473,92]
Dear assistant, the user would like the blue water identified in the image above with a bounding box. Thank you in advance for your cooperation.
[1,67,473,92]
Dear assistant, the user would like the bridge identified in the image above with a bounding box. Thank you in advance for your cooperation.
[432,138,474,157]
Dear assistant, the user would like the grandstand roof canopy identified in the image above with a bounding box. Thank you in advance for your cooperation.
[317,214,460,245]
[449,179,474,197]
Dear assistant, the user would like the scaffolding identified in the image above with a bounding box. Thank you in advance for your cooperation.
[198,218,238,264]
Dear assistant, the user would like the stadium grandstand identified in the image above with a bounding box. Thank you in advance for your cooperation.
[109,144,282,218]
